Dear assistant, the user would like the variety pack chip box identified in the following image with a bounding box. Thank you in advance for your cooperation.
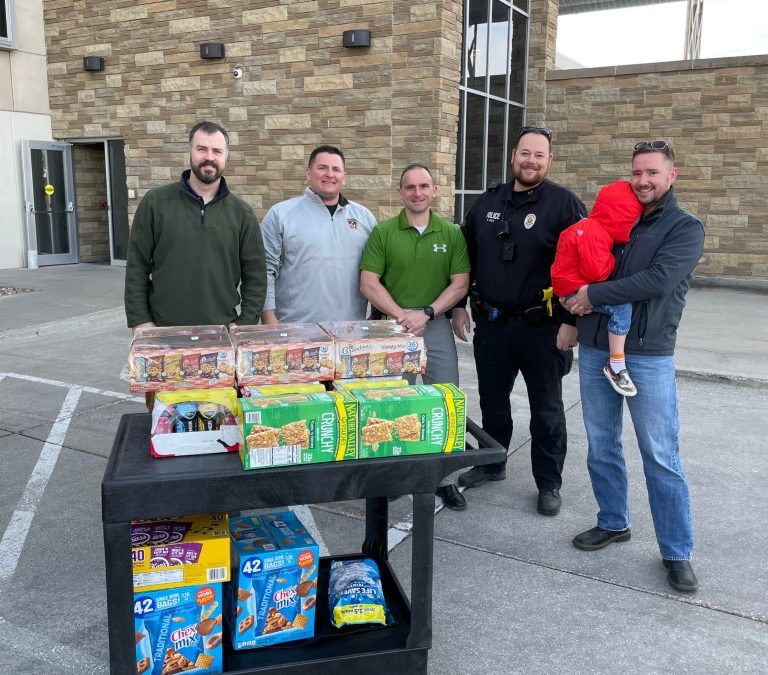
[128,325,235,393]
[230,323,335,386]
[318,320,427,379]
[228,512,320,650]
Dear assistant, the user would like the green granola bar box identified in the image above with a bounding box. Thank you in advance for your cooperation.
[239,391,357,469]
[353,383,466,459]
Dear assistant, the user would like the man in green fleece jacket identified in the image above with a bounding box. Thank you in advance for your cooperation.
[124,121,266,407]
[125,120,266,329]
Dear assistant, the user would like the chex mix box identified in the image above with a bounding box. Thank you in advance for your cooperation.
[132,514,230,592]
[230,323,335,386]
[134,582,223,674]
[128,325,235,393]
[353,383,466,459]
[318,320,427,379]
[228,512,319,650]
[239,390,357,469]
[150,389,243,458]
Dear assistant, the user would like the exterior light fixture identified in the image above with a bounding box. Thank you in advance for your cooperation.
[83,56,105,71]
[342,30,371,48]
[200,43,225,59]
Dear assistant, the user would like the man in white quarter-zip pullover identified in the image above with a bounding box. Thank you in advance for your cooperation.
[260,145,377,324]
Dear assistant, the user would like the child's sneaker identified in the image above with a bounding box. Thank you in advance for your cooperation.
[603,362,637,397]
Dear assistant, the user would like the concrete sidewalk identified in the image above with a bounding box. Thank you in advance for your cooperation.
[0,263,766,675]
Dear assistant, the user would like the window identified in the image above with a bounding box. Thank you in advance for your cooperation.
[0,0,16,50]
[455,0,529,223]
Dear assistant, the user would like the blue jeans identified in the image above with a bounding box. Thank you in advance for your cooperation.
[578,344,693,560]
[592,302,631,336]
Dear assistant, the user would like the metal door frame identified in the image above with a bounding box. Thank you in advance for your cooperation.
[21,140,78,267]
[67,137,129,266]
[104,139,127,266]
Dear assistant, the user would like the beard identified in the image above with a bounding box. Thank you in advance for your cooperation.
[191,160,223,184]
[513,165,546,190]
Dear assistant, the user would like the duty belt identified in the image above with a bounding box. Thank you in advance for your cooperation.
[473,298,547,323]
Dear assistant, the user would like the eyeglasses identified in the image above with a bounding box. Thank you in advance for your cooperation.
[519,125,552,140]
[633,140,669,152]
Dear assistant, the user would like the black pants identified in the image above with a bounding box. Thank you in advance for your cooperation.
[473,314,573,490]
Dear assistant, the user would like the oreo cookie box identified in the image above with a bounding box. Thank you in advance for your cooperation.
[239,390,357,469]
[353,383,466,459]
[228,512,320,650]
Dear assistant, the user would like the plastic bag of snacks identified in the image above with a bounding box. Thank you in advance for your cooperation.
[327,558,388,628]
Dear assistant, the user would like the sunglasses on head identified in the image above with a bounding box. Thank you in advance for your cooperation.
[634,140,669,152]
[518,125,552,140]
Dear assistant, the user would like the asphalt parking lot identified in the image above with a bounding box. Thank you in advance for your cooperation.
[0,263,766,674]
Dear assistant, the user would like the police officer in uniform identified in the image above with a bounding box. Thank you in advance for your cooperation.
[451,126,586,515]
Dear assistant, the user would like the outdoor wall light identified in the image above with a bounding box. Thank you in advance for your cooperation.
[83,56,105,71]
[342,30,371,48]
[200,42,225,59]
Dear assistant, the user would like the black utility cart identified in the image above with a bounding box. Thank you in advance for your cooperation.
[102,414,506,674]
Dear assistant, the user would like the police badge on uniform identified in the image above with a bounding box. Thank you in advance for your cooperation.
[347,218,358,229]
[523,213,536,229]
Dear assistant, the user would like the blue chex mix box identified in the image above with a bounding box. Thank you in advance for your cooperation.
[228,511,319,649]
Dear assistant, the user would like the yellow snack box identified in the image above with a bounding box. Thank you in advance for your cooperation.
[131,513,231,592]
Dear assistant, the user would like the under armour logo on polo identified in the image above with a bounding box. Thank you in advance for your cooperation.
[433,244,447,253]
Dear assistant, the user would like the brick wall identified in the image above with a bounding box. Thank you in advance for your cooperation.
[72,144,110,262]
[544,57,768,279]
[43,0,462,225]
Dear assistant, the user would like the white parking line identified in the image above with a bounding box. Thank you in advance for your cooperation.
[0,386,82,581]
[0,372,142,402]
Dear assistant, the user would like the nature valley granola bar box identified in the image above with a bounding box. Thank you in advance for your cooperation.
[353,384,466,459]
[239,390,357,469]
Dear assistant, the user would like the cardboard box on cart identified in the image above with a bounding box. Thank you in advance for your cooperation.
[318,320,427,379]
[239,390,357,469]
[230,323,335,386]
[228,511,320,650]
[131,514,230,674]
[354,383,466,459]
[127,325,235,393]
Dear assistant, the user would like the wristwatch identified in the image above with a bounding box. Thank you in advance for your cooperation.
[423,305,435,321]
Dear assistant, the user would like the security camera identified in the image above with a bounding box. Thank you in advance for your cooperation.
[233,66,244,79]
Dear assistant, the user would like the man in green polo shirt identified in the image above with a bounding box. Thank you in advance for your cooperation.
[360,164,470,510]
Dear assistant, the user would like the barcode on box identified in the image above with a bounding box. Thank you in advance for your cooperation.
[207,566,228,582]
[245,412,262,424]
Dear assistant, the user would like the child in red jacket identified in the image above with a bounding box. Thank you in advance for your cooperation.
[551,180,643,396]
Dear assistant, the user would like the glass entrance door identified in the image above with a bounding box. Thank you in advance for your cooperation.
[21,140,78,266]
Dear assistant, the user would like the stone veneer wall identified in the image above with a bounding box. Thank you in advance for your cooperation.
[544,56,768,279]
[43,1,462,225]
